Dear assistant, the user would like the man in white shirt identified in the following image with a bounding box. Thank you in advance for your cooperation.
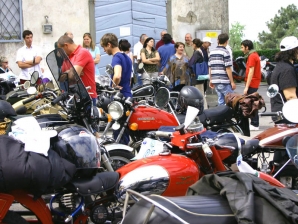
[16,30,43,84]
[133,33,147,86]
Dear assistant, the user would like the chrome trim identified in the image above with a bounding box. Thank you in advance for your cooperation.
[116,165,169,202]
[105,143,134,152]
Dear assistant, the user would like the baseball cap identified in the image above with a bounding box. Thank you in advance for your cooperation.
[203,37,212,44]
[280,36,298,51]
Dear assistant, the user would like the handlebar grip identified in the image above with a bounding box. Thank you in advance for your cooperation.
[23,96,37,104]
[259,112,279,116]
[51,92,68,105]
[202,143,213,158]
[155,131,173,138]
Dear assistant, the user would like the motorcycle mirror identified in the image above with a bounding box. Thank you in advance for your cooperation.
[105,64,113,75]
[23,81,31,89]
[266,84,279,98]
[154,87,170,108]
[282,99,298,123]
[138,62,144,70]
[30,71,39,85]
[285,134,298,169]
[27,86,37,95]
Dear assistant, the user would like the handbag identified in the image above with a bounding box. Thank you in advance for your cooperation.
[192,61,208,80]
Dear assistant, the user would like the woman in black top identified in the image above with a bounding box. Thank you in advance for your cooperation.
[270,36,298,122]
[189,38,208,109]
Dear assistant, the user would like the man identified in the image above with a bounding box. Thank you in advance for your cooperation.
[16,30,43,84]
[55,31,73,49]
[184,33,193,58]
[208,33,235,106]
[158,33,175,73]
[155,30,175,50]
[241,39,261,131]
[133,33,147,86]
[57,35,97,104]
[100,33,132,144]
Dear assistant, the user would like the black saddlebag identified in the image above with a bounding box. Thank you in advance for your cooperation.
[0,135,76,197]
[199,105,234,126]
[122,194,237,224]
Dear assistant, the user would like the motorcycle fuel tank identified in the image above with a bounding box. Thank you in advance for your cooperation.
[254,124,298,148]
[116,154,199,201]
[132,85,154,98]
[129,106,179,130]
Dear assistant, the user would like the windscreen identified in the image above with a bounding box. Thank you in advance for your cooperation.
[46,48,91,109]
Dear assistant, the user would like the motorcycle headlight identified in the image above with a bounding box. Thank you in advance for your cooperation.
[108,101,124,120]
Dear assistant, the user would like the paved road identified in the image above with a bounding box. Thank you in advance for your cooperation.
[205,81,272,140]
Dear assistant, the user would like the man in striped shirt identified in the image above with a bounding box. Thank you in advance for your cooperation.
[208,33,236,105]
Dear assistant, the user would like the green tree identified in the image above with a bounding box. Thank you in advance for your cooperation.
[229,22,245,51]
[258,4,298,49]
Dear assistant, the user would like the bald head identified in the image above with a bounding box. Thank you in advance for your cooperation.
[160,30,167,39]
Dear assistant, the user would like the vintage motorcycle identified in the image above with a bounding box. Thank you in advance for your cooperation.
[242,84,298,189]
[106,85,249,151]
[232,56,246,83]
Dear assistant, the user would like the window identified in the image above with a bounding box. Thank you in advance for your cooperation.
[0,0,23,42]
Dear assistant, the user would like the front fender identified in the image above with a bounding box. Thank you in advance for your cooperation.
[105,143,133,152]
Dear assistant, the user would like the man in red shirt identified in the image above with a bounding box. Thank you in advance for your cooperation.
[57,35,97,104]
[241,39,261,130]
[155,30,175,50]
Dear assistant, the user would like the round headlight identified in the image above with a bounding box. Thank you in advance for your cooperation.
[108,101,124,120]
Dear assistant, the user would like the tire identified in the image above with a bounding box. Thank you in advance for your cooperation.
[2,211,28,224]
[108,150,134,170]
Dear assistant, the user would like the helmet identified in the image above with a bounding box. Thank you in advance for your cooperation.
[178,86,204,115]
[51,124,100,178]
[97,92,112,112]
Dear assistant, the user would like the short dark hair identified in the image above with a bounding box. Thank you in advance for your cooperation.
[174,42,185,49]
[23,30,33,39]
[192,38,203,48]
[100,33,118,48]
[241,39,254,50]
[119,39,131,51]
[163,33,172,44]
[218,33,229,45]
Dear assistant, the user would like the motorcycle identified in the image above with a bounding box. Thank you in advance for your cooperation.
[232,56,246,83]
[242,84,298,189]
[106,85,249,151]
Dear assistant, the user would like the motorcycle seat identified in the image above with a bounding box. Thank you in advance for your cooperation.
[67,172,119,196]
[122,194,237,224]
[199,105,234,126]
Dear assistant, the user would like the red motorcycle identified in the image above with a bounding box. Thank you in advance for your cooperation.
[105,85,249,150]
[242,84,298,189]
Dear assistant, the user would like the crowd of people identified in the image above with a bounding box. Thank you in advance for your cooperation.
[1,29,298,132]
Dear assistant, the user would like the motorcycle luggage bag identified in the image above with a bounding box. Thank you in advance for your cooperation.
[122,194,236,224]
[199,105,234,126]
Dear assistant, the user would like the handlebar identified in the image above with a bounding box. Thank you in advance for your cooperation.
[51,92,68,105]
[259,111,282,117]
[23,95,38,104]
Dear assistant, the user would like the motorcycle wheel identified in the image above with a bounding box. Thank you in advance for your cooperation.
[2,211,28,224]
[109,150,134,170]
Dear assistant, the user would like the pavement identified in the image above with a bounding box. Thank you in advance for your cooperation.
[205,81,272,141]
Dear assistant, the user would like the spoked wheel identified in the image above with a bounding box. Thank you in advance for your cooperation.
[109,150,134,170]
[2,211,28,224]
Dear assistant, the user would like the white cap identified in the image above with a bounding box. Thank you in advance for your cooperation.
[280,36,298,51]
[203,37,212,44]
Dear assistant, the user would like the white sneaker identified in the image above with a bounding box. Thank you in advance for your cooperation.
[250,125,259,131]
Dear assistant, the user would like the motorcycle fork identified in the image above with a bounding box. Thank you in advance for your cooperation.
[0,193,14,222]
[115,111,134,143]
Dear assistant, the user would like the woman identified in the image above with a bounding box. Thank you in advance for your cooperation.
[188,38,208,109]
[270,36,298,122]
[119,39,134,87]
[0,56,10,74]
[162,42,190,91]
[83,33,101,78]
[140,37,160,84]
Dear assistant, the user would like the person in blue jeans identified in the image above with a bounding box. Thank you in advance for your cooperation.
[208,33,236,105]
[100,33,132,145]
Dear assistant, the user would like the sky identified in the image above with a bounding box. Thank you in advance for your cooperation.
[229,0,298,41]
